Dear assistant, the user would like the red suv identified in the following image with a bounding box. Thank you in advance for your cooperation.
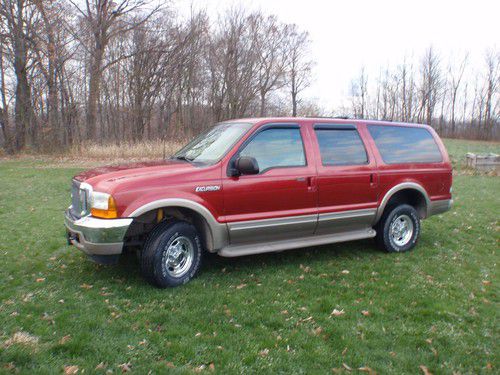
[65,118,453,287]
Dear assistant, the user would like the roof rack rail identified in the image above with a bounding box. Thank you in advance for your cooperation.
[304,116,350,120]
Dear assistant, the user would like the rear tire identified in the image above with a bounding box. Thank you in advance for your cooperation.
[140,220,203,287]
[375,204,420,253]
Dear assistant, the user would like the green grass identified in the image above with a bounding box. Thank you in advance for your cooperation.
[0,139,498,374]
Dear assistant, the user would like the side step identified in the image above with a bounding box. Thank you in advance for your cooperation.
[217,228,376,257]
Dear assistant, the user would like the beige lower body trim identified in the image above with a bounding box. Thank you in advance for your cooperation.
[428,199,453,216]
[316,208,377,235]
[218,228,376,257]
[221,208,378,257]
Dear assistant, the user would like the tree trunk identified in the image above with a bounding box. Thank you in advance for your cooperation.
[86,45,104,140]
[259,90,266,117]
[13,52,33,149]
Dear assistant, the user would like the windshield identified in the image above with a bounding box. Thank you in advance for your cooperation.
[173,122,254,164]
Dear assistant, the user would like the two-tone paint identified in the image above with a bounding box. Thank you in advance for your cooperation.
[65,117,452,258]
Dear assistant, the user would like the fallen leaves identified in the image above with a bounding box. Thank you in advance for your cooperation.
[59,335,71,345]
[35,278,45,283]
[3,331,39,348]
[313,327,323,336]
[193,363,215,372]
[359,366,377,374]
[118,362,132,372]
[63,365,79,374]
[341,270,350,275]
[42,312,55,325]
[331,309,345,317]
[300,264,311,273]
[236,283,247,289]
[342,363,352,371]
[419,365,432,375]
[95,362,106,370]
[80,283,93,290]
[259,348,270,357]
[361,310,370,317]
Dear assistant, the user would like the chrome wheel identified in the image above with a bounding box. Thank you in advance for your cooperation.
[389,214,414,247]
[163,236,194,277]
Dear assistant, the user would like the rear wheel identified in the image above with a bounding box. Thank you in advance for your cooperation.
[140,220,203,287]
[375,204,420,252]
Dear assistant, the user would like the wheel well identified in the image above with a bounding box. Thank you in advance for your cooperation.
[124,206,215,252]
[383,189,428,219]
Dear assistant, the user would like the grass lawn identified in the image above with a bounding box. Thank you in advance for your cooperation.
[0,139,498,374]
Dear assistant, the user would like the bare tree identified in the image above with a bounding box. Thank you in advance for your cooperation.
[254,15,287,116]
[0,39,12,153]
[0,0,38,150]
[418,46,442,127]
[284,24,312,117]
[70,0,160,139]
[350,67,368,119]
[483,50,499,139]
[447,54,468,136]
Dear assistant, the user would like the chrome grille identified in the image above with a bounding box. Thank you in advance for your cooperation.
[70,180,89,218]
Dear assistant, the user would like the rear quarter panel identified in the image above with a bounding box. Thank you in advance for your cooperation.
[362,122,452,203]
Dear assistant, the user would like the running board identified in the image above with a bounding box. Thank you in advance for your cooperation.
[217,228,376,257]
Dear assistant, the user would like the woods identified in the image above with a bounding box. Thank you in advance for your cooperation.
[0,1,499,154]
[347,48,500,140]
[0,0,313,152]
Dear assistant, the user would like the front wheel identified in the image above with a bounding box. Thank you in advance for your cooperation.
[140,221,203,287]
[375,204,421,252]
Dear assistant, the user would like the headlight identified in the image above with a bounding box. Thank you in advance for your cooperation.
[90,191,118,219]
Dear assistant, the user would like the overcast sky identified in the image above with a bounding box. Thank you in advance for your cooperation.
[174,0,499,110]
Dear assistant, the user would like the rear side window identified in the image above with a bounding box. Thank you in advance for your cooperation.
[315,127,368,166]
[239,127,306,172]
[368,125,442,164]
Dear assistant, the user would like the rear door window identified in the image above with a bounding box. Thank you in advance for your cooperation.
[368,125,442,164]
[314,126,368,166]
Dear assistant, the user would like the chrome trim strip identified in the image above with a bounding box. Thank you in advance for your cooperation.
[318,208,377,222]
[228,214,317,231]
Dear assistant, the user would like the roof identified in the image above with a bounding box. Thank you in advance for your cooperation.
[224,117,430,128]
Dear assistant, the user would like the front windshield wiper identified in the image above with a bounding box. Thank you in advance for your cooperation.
[172,155,194,162]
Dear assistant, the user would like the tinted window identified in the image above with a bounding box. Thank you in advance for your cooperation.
[315,128,368,166]
[368,125,442,164]
[239,127,306,172]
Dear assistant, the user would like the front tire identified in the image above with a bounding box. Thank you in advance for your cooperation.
[140,221,203,287]
[375,204,420,253]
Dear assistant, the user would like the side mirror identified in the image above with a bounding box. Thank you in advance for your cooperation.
[233,156,259,176]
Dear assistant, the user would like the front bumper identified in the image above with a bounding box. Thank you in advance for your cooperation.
[64,209,133,255]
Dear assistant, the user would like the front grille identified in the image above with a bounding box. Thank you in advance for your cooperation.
[70,180,89,218]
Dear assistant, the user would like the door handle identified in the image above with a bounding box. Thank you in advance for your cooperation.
[306,176,316,192]
[296,177,316,191]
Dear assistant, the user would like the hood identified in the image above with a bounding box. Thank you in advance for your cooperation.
[73,159,196,189]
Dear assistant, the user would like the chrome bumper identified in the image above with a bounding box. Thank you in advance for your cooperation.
[64,209,133,255]
[428,199,453,217]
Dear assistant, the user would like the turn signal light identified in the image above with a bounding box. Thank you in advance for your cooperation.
[91,196,118,219]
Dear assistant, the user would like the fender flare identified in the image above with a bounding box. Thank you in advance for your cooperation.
[129,198,228,251]
[375,182,431,223]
